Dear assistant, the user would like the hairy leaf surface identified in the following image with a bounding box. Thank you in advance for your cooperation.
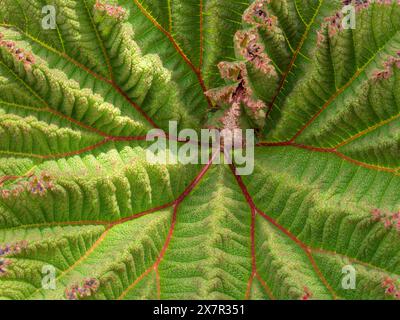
[0,0,399,300]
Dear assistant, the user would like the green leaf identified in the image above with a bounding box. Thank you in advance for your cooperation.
[0,0,400,300]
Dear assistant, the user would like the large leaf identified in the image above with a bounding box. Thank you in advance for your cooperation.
[0,0,400,300]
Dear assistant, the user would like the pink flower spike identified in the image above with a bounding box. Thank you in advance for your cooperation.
[371,208,382,220]
[385,285,396,295]
[301,287,312,300]
[384,218,392,229]
[382,277,394,288]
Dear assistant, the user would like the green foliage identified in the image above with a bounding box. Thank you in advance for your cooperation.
[0,0,399,300]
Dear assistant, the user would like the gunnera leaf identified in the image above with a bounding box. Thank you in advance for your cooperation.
[0,0,399,301]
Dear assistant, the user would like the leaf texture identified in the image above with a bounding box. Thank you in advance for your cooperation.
[0,0,400,300]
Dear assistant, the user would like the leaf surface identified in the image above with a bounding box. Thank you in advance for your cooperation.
[0,0,400,300]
